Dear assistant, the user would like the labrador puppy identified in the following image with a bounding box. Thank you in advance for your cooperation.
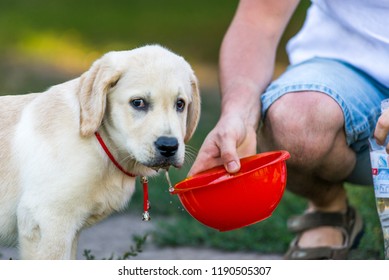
[0,45,200,259]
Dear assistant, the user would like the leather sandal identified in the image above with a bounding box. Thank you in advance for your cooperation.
[284,204,364,259]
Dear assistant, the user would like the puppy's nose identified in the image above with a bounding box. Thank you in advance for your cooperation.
[155,137,179,157]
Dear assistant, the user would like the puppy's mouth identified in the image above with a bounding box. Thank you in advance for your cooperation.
[145,158,183,170]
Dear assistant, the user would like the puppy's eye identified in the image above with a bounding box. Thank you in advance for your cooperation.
[176,99,186,112]
[130,98,148,110]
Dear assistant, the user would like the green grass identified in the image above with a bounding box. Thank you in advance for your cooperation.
[83,235,148,260]
[0,0,384,259]
[0,0,239,65]
[149,186,384,259]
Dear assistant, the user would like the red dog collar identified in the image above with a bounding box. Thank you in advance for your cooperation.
[95,132,150,221]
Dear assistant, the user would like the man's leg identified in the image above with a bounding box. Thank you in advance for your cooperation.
[259,91,355,248]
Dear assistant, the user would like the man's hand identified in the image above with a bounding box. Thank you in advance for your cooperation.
[374,109,389,152]
[188,114,257,176]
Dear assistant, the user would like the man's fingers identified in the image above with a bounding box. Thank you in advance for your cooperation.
[220,136,241,174]
[375,114,389,145]
[188,140,223,177]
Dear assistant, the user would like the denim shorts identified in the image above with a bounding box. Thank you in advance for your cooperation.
[261,57,389,185]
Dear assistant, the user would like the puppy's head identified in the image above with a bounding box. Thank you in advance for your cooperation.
[77,45,200,174]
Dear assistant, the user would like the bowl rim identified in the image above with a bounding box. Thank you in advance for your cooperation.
[171,150,290,194]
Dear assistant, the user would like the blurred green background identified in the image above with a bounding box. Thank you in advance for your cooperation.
[0,0,383,259]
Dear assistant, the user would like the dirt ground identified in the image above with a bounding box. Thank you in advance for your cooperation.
[0,212,282,260]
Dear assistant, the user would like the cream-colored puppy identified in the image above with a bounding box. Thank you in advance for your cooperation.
[0,45,200,259]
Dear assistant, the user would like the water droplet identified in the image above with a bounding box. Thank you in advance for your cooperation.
[169,187,174,193]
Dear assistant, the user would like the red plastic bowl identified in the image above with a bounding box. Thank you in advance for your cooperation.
[171,151,290,231]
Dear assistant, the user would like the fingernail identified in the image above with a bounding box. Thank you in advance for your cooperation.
[226,161,239,173]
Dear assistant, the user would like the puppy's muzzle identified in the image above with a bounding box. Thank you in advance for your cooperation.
[155,136,179,158]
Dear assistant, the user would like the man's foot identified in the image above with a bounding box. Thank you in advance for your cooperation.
[284,205,364,259]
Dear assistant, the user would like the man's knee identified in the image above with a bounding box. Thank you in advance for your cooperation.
[260,91,345,167]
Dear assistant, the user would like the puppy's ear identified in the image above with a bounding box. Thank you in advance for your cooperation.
[77,56,121,137]
[184,74,201,143]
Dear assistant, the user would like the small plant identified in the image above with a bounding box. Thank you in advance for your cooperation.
[83,234,148,260]
[82,249,96,260]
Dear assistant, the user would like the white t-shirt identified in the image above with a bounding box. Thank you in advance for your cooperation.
[287,0,389,87]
